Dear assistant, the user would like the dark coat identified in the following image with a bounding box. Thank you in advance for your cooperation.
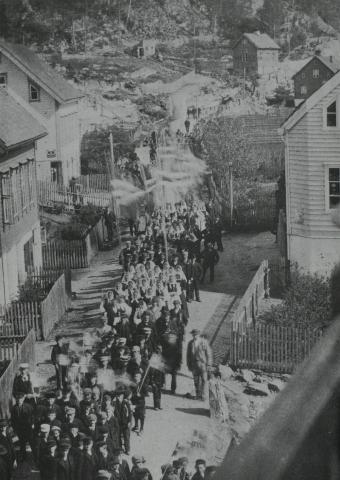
[107,415,121,450]
[11,402,34,437]
[56,455,76,480]
[40,453,58,480]
[70,448,84,480]
[113,399,132,427]
[81,451,98,480]
[12,374,33,397]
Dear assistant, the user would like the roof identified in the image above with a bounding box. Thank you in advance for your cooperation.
[282,70,340,132]
[224,110,292,145]
[0,39,83,103]
[0,88,47,150]
[292,55,340,79]
[234,32,280,50]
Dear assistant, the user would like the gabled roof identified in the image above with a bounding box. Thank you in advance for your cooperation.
[282,70,340,132]
[0,88,47,150]
[292,55,340,79]
[0,39,84,104]
[234,32,280,50]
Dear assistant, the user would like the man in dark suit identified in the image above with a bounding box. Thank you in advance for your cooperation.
[56,438,75,480]
[113,389,132,455]
[0,419,16,479]
[11,392,35,461]
[39,438,58,480]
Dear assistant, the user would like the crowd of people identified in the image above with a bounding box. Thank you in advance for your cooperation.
[0,201,226,480]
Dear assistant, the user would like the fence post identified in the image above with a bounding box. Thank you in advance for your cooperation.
[264,266,270,299]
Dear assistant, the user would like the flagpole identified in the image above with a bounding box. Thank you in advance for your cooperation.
[137,364,151,395]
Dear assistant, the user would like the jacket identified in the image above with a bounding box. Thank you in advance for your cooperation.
[186,337,213,372]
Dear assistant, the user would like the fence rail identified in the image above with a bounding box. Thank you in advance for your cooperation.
[230,322,323,374]
[0,329,36,418]
[37,180,111,209]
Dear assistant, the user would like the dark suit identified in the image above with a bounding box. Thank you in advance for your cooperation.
[81,451,98,480]
[114,399,132,454]
[11,402,34,460]
[56,455,75,480]
[40,453,58,480]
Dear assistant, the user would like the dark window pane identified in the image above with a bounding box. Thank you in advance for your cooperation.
[329,182,340,195]
[327,113,336,126]
[330,196,340,208]
[329,168,340,181]
[328,101,336,113]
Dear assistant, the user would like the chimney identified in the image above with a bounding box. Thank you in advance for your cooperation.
[330,55,333,63]
[315,49,321,56]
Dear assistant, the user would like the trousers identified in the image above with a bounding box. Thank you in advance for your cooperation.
[192,365,208,400]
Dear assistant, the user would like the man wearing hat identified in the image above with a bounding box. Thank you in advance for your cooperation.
[56,437,75,480]
[12,363,34,400]
[69,432,85,480]
[82,436,98,480]
[112,447,130,479]
[11,391,35,461]
[39,438,58,480]
[36,423,51,469]
[0,445,11,480]
[51,335,69,390]
[191,459,207,480]
[96,439,113,471]
[186,330,212,401]
[113,388,132,455]
[105,407,121,451]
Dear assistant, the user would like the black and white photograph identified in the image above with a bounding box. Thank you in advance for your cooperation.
[0,0,340,479]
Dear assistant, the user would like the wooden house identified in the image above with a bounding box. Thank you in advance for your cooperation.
[0,39,84,184]
[0,89,47,305]
[233,32,280,77]
[292,53,340,100]
[281,71,340,275]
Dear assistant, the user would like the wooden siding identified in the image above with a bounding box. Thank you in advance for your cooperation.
[233,38,258,76]
[287,83,340,238]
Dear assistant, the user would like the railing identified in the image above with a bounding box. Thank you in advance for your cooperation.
[37,180,111,209]
[0,329,36,418]
[230,323,323,374]
[231,260,269,329]
[75,174,110,191]
[215,315,340,480]
[0,273,71,340]
[0,336,26,361]
[43,240,88,269]
[41,273,71,340]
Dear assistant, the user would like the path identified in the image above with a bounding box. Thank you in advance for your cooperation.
[33,230,279,477]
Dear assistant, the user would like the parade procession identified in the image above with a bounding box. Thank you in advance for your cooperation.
[0,196,228,480]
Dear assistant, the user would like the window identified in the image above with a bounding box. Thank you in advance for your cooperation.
[312,69,320,78]
[328,168,340,208]
[301,85,307,95]
[0,73,7,88]
[326,101,337,127]
[1,173,12,224]
[301,72,305,79]
[29,82,40,102]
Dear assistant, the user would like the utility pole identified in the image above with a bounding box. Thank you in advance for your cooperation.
[84,0,88,57]
[109,132,122,246]
[228,162,233,229]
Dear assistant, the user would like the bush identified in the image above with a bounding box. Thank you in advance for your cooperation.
[260,267,332,329]
[18,279,47,302]
[60,224,88,241]
[74,205,102,227]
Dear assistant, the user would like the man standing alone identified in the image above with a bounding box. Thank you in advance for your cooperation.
[186,330,212,401]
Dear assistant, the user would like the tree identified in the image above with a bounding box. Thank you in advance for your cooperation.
[257,0,285,38]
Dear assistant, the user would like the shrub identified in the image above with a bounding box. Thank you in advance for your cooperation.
[60,224,88,241]
[18,279,47,302]
[261,267,332,329]
[74,205,102,227]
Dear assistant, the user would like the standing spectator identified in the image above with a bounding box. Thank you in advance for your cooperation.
[11,392,35,461]
[12,363,34,400]
[131,372,147,435]
[186,330,212,401]
[113,388,132,455]
[191,460,207,480]
[200,244,219,284]
[51,336,68,390]
[56,438,75,480]
[0,419,16,479]
[149,346,165,410]
[40,438,58,480]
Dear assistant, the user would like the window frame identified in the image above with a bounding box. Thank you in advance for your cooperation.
[300,85,307,95]
[323,98,338,129]
[324,164,340,212]
[28,81,40,102]
[312,68,320,78]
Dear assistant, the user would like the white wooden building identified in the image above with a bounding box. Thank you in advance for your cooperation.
[281,71,340,275]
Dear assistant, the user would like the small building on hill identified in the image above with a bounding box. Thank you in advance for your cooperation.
[292,53,340,100]
[281,71,340,275]
[0,39,84,184]
[0,89,47,305]
[133,39,156,59]
[233,32,280,77]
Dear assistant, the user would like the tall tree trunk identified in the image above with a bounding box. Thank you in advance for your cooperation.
[127,0,132,25]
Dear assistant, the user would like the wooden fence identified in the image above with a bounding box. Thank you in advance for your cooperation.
[0,273,70,340]
[43,240,88,269]
[41,273,71,340]
[42,217,110,269]
[0,336,26,361]
[75,174,110,191]
[230,322,324,374]
[231,260,269,329]
[37,180,111,209]
[0,329,36,418]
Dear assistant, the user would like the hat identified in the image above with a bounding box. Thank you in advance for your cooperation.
[190,329,200,335]
[46,391,56,399]
[96,440,107,448]
[65,407,76,415]
[83,388,92,395]
[98,425,109,435]
[0,419,9,428]
[132,345,140,352]
[19,363,29,370]
[40,424,50,433]
[112,448,124,455]
[134,468,150,480]
[111,456,121,465]
[83,436,93,446]
[88,414,97,423]
[100,355,110,362]
[132,455,145,464]
[69,422,80,431]
[117,338,127,346]
[51,425,61,432]
[46,438,57,449]
[15,391,26,399]
[59,439,71,450]
[195,459,206,467]
[178,457,189,466]
[97,470,112,479]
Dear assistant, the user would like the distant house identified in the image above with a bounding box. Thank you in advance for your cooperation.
[281,71,340,275]
[0,39,84,184]
[0,89,47,305]
[233,32,280,77]
[292,53,340,100]
[133,39,156,59]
